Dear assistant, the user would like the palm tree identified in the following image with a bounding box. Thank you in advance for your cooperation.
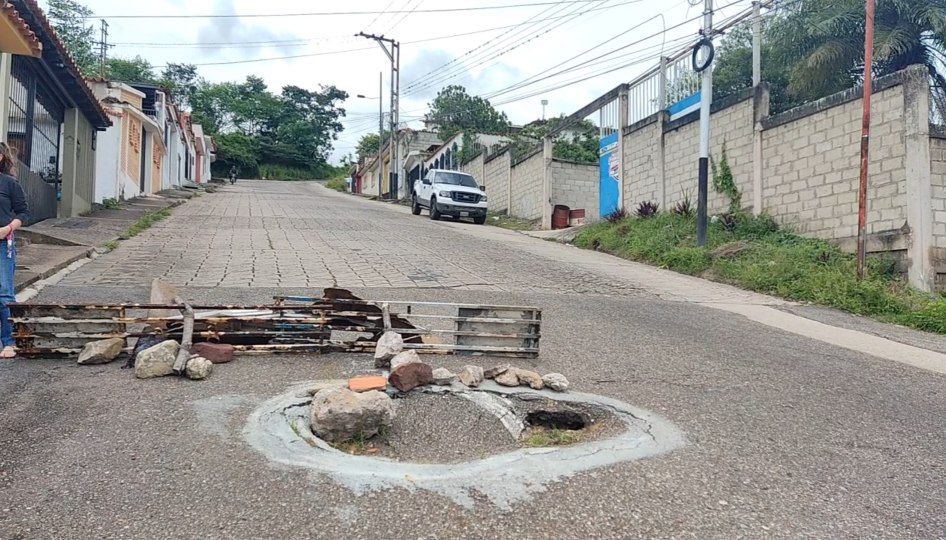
[788,0,946,106]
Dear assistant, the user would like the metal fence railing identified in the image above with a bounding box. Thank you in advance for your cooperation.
[14,159,58,225]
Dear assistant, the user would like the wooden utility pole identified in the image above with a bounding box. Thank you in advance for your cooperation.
[856,0,875,279]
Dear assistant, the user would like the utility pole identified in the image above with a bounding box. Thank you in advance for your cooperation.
[378,71,384,197]
[541,99,548,120]
[751,1,761,87]
[856,0,875,280]
[357,32,400,199]
[694,0,715,246]
[96,19,110,77]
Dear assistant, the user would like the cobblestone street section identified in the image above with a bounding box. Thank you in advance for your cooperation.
[62,181,636,294]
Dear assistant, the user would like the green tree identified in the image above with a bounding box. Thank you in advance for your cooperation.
[46,0,98,75]
[105,56,157,83]
[212,133,259,177]
[517,116,599,164]
[426,85,510,139]
[159,63,199,107]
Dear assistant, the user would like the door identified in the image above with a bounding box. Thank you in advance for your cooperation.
[139,127,148,193]
[418,170,433,205]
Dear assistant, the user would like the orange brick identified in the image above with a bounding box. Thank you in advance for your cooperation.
[348,376,388,393]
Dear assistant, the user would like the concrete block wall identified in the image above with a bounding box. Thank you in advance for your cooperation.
[664,96,755,213]
[762,82,907,242]
[459,153,486,189]
[509,150,545,220]
[550,159,599,221]
[622,117,663,206]
[484,150,511,213]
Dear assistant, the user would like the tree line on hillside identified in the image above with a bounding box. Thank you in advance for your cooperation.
[47,0,348,180]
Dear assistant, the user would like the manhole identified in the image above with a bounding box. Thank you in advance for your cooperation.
[243,381,685,509]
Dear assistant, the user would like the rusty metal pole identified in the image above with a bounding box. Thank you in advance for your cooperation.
[856,0,875,280]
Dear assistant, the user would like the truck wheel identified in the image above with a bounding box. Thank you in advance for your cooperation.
[411,195,421,215]
[473,214,487,225]
[429,197,441,220]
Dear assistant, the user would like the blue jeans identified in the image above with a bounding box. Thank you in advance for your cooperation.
[0,244,15,347]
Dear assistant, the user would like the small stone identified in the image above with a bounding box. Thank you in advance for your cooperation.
[185,356,213,380]
[77,338,124,365]
[373,331,403,367]
[542,373,569,392]
[134,340,179,379]
[389,349,421,372]
[389,362,433,392]
[457,365,484,387]
[310,388,395,443]
[349,375,388,393]
[494,370,520,387]
[191,342,235,364]
[483,364,510,379]
[431,367,456,385]
[515,369,544,390]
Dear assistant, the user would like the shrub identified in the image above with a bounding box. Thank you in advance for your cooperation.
[604,207,628,223]
[711,143,741,214]
[672,194,694,217]
[635,201,660,219]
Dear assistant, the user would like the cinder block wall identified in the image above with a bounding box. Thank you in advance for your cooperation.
[459,152,485,187]
[484,149,511,213]
[550,159,599,221]
[761,81,907,242]
[622,117,663,206]
[509,150,545,220]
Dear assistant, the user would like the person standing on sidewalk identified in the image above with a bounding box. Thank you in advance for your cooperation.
[0,143,29,359]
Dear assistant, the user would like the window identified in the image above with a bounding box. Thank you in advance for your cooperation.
[6,56,65,181]
[434,171,477,187]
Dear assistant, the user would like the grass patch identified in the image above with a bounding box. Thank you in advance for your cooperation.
[325,178,348,192]
[521,427,581,447]
[574,212,946,334]
[118,208,172,240]
[102,240,119,251]
[487,212,540,231]
[101,198,121,210]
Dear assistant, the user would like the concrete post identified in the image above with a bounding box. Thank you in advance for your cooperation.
[617,89,628,210]
[658,112,668,210]
[751,1,761,88]
[658,56,669,111]
[902,66,935,292]
[752,84,770,215]
[542,137,553,229]
[60,109,80,218]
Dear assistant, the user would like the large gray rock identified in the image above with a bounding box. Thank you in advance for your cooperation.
[431,367,456,386]
[515,369,545,390]
[389,349,421,372]
[458,365,484,387]
[373,331,404,368]
[542,373,569,392]
[185,356,213,380]
[77,338,125,365]
[310,388,395,443]
[135,340,179,379]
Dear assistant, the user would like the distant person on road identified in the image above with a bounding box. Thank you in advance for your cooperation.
[229,166,238,184]
[0,142,29,359]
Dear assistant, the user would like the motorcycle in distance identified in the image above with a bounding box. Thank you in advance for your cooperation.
[228,166,238,185]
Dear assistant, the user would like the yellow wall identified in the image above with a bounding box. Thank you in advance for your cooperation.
[151,146,163,194]
[123,116,143,184]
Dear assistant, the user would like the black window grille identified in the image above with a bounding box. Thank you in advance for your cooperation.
[7,56,65,184]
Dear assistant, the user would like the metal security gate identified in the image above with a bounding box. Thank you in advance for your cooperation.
[599,98,621,218]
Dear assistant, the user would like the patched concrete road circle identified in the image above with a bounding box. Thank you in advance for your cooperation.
[243,381,686,510]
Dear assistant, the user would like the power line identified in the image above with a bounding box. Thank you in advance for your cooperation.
[85,0,617,19]
[404,0,627,96]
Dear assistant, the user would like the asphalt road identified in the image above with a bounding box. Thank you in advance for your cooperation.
[1,182,944,539]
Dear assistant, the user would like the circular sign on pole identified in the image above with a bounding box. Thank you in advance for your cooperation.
[692,37,715,73]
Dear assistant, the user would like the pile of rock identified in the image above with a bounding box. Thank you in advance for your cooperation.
[75,337,235,381]
[363,331,569,393]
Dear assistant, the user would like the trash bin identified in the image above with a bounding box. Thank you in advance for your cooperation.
[552,204,570,229]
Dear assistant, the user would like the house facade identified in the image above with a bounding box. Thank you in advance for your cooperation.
[1,0,111,222]
[355,129,442,198]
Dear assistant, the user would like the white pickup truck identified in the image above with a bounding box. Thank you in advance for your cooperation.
[411,169,488,224]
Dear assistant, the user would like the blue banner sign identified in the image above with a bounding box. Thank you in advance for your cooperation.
[599,132,620,218]
[668,91,701,121]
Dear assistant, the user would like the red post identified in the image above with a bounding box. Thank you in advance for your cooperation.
[856,0,875,280]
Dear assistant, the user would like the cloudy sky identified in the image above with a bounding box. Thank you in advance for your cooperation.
[50,0,755,163]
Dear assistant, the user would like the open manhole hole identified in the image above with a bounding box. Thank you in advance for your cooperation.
[242,381,685,509]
